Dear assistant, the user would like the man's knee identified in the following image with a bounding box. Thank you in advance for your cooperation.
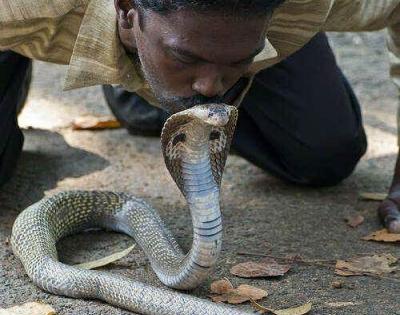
[284,130,367,186]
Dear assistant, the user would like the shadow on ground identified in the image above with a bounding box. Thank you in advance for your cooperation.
[0,128,109,212]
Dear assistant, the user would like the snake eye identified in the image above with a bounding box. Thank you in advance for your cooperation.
[210,131,220,141]
[173,133,186,146]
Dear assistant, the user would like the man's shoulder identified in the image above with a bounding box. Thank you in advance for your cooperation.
[0,0,89,23]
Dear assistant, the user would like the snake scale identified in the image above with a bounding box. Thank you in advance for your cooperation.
[11,104,256,315]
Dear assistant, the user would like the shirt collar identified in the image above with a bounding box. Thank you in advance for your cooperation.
[254,37,278,62]
[63,0,144,91]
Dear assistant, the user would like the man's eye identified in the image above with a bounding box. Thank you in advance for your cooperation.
[170,51,197,64]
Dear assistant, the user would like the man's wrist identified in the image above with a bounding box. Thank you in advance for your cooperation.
[388,148,400,194]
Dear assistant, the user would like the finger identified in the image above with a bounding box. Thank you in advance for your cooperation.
[378,199,400,233]
[387,219,400,233]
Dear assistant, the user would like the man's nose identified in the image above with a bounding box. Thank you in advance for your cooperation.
[192,68,225,98]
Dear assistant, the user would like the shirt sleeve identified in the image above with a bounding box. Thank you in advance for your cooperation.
[323,1,400,144]
[0,0,85,65]
[387,22,400,145]
[323,1,400,32]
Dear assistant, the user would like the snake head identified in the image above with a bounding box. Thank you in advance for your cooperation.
[185,103,231,127]
[161,103,238,195]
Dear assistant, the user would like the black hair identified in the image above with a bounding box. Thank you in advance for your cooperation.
[132,0,285,17]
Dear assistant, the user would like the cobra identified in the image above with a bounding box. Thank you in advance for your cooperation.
[11,104,256,315]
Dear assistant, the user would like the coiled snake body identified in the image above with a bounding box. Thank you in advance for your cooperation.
[11,104,254,314]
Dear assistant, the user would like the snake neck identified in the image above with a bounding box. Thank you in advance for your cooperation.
[153,123,223,290]
[182,122,222,246]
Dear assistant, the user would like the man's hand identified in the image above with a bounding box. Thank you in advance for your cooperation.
[378,150,400,233]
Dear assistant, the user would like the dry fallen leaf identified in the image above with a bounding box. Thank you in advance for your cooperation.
[345,214,364,228]
[0,302,56,315]
[272,303,312,315]
[74,244,135,270]
[72,115,121,130]
[359,192,387,201]
[362,229,400,242]
[335,254,398,277]
[250,300,312,315]
[210,279,234,294]
[209,280,267,304]
[230,259,291,278]
[235,285,268,300]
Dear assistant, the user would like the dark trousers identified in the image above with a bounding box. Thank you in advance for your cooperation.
[0,51,31,187]
[232,33,367,186]
[0,33,367,187]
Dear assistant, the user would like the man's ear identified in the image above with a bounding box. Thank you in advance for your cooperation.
[115,0,136,29]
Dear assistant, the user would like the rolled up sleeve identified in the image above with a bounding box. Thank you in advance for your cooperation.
[387,21,400,145]
[323,0,400,145]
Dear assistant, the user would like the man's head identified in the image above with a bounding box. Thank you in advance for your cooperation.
[115,0,284,113]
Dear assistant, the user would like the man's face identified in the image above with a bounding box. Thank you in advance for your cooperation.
[120,8,269,113]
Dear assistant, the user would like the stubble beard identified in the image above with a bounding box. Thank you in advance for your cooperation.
[138,55,224,114]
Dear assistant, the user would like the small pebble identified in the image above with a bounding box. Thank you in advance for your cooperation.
[331,280,344,289]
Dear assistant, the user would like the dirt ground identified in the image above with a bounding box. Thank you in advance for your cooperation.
[1,31,399,315]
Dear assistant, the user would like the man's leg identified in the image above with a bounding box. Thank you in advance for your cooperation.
[0,51,32,187]
[232,33,367,186]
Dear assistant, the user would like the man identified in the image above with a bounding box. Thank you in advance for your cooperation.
[1,0,400,232]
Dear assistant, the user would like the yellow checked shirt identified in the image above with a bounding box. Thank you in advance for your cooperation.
[1,0,400,109]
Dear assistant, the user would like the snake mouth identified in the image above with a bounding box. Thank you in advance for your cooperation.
[185,103,231,127]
